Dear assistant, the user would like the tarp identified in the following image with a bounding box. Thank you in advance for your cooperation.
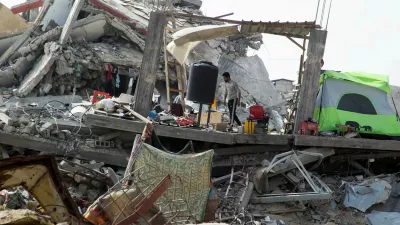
[134,143,213,221]
[320,70,392,94]
[167,24,240,64]
[366,211,400,225]
[344,182,390,212]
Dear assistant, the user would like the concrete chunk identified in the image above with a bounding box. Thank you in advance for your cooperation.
[17,42,61,97]
[0,112,13,125]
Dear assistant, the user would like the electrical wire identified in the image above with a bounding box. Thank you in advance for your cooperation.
[35,100,95,157]
[320,0,327,26]
[315,0,321,22]
[325,0,333,30]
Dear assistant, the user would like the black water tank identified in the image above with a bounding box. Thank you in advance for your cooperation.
[187,61,219,104]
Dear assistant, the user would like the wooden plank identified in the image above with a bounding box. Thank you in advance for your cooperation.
[164,26,176,32]
[122,105,151,123]
[59,0,85,45]
[86,114,291,145]
[286,36,304,50]
[164,30,171,111]
[170,88,184,93]
[175,64,186,110]
[0,113,13,125]
[133,12,166,116]
[294,29,327,133]
[295,135,400,151]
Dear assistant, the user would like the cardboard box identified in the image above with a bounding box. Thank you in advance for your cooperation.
[200,111,222,126]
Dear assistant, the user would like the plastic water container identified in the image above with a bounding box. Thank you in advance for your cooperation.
[244,120,255,134]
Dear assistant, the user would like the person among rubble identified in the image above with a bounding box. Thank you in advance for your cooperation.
[223,72,242,126]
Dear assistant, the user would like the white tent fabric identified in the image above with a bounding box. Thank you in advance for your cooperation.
[167,24,240,65]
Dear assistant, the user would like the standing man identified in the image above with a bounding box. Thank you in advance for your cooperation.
[223,72,242,126]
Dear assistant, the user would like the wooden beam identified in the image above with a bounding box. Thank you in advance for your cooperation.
[286,36,304,50]
[214,12,234,19]
[59,0,85,45]
[297,38,307,85]
[164,26,176,32]
[175,64,186,110]
[295,135,400,152]
[164,30,172,111]
[294,29,327,133]
[171,13,319,29]
[122,105,152,123]
[86,114,291,145]
[134,12,166,117]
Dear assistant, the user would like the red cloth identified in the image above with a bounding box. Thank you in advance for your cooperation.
[106,64,112,81]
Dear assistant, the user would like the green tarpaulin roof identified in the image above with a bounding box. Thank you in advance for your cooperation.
[320,70,392,94]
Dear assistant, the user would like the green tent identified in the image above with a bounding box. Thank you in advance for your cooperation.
[313,70,400,137]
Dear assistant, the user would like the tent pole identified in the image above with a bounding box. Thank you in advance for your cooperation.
[391,95,400,121]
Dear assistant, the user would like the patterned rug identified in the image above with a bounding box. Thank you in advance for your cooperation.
[133,143,213,222]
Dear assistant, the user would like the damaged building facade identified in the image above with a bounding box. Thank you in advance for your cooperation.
[2,1,400,225]
[0,0,282,112]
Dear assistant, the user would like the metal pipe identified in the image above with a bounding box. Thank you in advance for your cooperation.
[206,104,211,128]
[348,160,374,177]
[197,103,202,127]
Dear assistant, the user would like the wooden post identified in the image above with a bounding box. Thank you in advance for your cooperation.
[294,29,327,133]
[134,12,166,116]
[297,37,307,85]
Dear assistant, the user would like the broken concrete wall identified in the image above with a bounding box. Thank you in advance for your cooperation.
[40,0,75,31]
[17,42,61,97]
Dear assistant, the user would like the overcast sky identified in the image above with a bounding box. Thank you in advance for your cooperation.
[202,0,400,86]
[2,0,400,85]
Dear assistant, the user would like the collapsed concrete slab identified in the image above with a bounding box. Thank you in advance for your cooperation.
[17,42,61,97]
[217,55,283,107]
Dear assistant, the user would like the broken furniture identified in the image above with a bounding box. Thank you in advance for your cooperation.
[251,149,333,203]
[0,155,90,224]
[84,174,172,225]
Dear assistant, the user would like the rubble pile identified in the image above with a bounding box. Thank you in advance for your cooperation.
[3,1,400,225]
[58,159,115,212]
[0,155,116,214]
[0,0,268,104]
[211,161,400,225]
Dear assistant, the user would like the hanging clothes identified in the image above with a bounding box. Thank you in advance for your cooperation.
[106,64,113,81]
